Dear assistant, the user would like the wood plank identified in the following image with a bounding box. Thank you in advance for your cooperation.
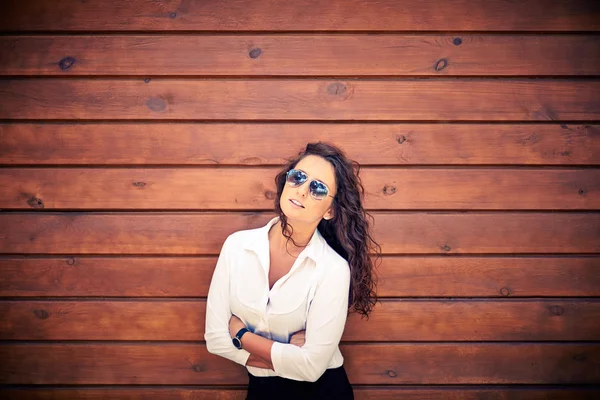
[2,35,599,76]
[1,0,598,31]
[1,79,598,121]
[2,123,598,166]
[1,212,598,255]
[0,388,248,400]
[2,387,600,400]
[1,299,599,341]
[1,167,598,210]
[1,256,598,298]
[0,343,598,384]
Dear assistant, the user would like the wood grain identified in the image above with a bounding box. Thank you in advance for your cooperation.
[1,79,598,121]
[0,343,598,384]
[2,0,598,31]
[2,35,599,76]
[1,299,599,341]
[1,212,598,255]
[1,167,598,210]
[2,387,599,400]
[2,123,597,166]
[2,256,598,298]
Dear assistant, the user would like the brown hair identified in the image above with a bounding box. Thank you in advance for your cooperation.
[274,142,381,318]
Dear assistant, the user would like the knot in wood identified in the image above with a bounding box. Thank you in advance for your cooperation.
[144,78,151,84]
[327,82,347,96]
[578,188,586,195]
[264,190,276,200]
[452,37,462,46]
[34,309,49,319]
[396,135,406,144]
[132,181,147,188]
[27,197,44,208]
[434,58,448,72]
[387,370,398,378]
[169,12,177,19]
[549,305,564,316]
[382,185,396,195]
[58,56,75,71]
[66,257,76,265]
[192,364,204,372]
[249,48,262,59]
[442,244,451,252]
[146,98,167,112]
[499,287,511,297]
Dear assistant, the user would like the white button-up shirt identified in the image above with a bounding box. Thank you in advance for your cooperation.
[205,216,351,382]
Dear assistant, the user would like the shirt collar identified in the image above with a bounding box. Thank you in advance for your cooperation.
[243,216,325,263]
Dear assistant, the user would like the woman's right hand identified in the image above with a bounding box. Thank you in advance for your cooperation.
[290,329,306,347]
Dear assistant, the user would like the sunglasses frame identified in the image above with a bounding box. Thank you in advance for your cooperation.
[285,168,335,201]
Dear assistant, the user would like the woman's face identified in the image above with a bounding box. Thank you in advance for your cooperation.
[280,154,337,225]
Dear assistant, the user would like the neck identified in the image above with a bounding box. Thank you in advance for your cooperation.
[269,218,317,254]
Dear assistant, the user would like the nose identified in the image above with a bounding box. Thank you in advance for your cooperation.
[296,181,309,198]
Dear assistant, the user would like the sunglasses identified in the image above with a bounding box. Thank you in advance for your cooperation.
[285,169,335,201]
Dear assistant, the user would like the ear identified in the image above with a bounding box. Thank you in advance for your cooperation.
[324,207,334,221]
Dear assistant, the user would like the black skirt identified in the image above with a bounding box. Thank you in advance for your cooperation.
[246,365,354,400]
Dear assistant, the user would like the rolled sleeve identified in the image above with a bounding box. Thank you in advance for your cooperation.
[270,260,351,382]
[204,235,251,366]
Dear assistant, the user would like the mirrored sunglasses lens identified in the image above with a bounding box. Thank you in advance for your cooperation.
[310,180,329,199]
[286,169,306,187]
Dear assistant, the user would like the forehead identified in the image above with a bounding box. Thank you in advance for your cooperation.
[295,155,336,188]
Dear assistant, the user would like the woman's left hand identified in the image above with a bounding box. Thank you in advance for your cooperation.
[229,314,246,337]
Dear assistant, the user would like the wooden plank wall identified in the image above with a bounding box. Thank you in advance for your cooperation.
[1,0,600,398]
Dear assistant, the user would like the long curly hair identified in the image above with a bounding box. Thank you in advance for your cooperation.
[273,142,381,319]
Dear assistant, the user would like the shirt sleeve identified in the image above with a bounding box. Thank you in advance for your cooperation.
[270,259,351,382]
[204,235,251,366]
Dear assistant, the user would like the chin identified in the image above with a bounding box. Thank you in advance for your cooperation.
[280,200,306,222]
[280,202,298,219]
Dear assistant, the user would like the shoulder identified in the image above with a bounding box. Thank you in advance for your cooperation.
[220,225,262,250]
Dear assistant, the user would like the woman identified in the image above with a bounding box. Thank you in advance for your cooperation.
[205,142,380,399]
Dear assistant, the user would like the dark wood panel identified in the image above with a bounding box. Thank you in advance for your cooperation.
[2,123,597,166]
[2,256,598,298]
[1,299,598,341]
[2,387,600,400]
[1,212,598,254]
[343,344,600,385]
[1,167,597,210]
[2,35,599,76]
[1,343,598,384]
[2,0,598,31]
[0,388,248,400]
[373,256,600,297]
[1,79,598,121]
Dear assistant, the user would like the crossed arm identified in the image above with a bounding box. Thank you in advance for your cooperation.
[205,236,351,382]
[228,315,306,370]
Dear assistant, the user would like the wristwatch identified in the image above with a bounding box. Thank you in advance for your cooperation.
[232,327,250,350]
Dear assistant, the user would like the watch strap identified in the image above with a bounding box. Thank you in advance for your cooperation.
[236,327,250,340]
[233,327,250,349]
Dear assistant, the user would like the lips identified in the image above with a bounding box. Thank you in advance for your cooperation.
[289,198,304,208]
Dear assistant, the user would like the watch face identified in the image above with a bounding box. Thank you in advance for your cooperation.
[232,337,242,349]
